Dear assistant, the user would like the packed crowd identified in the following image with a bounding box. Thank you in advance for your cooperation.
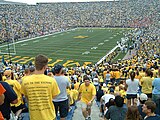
[0,0,159,42]
[0,24,159,120]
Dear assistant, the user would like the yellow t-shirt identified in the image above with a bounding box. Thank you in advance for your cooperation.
[21,74,60,120]
[141,77,154,94]
[71,89,78,102]
[103,70,107,79]
[152,70,158,78]
[139,72,145,77]
[79,83,96,104]
[135,75,142,86]
[115,86,119,93]
[120,90,127,103]
[2,76,6,81]
[69,89,78,105]
[110,71,115,79]
[99,76,104,83]
[68,90,74,105]
[21,76,29,84]
[5,79,23,107]
[114,71,120,79]
[74,82,80,90]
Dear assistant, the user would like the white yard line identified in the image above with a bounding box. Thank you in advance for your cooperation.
[0,28,77,48]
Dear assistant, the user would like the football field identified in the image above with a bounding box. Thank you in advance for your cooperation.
[0,28,131,66]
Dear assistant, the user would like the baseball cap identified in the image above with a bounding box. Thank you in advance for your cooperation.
[53,64,63,74]
[139,93,148,101]
[4,70,11,76]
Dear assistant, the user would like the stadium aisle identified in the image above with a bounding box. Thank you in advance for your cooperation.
[123,49,136,60]
[72,100,102,120]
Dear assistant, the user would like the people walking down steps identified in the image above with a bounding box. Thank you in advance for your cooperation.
[73,100,101,120]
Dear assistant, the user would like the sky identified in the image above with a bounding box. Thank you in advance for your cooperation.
[5,0,116,5]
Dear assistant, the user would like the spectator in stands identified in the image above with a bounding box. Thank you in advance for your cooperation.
[0,84,5,105]
[101,88,115,116]
[93,75,99,91]
[4,70,26,119]
[105,70,111,85]
[0,83,5,120]
[126,105,143,120]
[125,71,139,106]
[152,68,160,114]
[141,69,154,98]
[0,73,18,120]
[52,64,70,120]
[67,84,78,120]
[29,66,35,75]
[96,85,104,108]
[20,68,30,84]
[21,54,60,120]
[105,95,127,120]
[142,100,160,120]
[138,93,148,119]
[96,85,104,117]
[91,68,98,81]
[114,68,121,84]
[77,75,96,120]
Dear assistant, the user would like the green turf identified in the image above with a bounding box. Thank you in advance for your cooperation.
[0,28,131,66]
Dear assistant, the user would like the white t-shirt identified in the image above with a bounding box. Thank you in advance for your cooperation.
[106,73,111,81]
[101,94,115,104]
[126,79,139,94]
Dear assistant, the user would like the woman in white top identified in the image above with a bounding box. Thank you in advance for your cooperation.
[125,71,139,107]
[105,70,111,85]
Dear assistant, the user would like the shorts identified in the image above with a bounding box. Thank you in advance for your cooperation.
[53,99,69,118]
[79,101,92,110]
[146,93,152,98]
[126,94,137,99]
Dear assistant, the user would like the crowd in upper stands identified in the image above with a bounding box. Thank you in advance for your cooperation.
[0,0,159,42]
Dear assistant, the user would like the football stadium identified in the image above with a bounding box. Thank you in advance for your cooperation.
[0,0,159,120]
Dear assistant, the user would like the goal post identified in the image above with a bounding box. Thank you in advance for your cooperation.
[0,38,16,55]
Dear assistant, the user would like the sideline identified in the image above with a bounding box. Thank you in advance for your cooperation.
[96,37,129,65]
[0,28,77,48]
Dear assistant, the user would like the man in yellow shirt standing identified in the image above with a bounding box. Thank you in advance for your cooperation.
[4,70,25,119]
[21,54,60,120]
[78,75,96,120]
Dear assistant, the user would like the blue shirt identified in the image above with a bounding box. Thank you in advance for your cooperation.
[152,78,160,94]
[0,81,17,119]
[145,114,160,120]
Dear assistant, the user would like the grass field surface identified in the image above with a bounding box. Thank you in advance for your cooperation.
[0,28,130,66]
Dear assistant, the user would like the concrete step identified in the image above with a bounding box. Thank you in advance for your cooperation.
[72,101,103,120]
